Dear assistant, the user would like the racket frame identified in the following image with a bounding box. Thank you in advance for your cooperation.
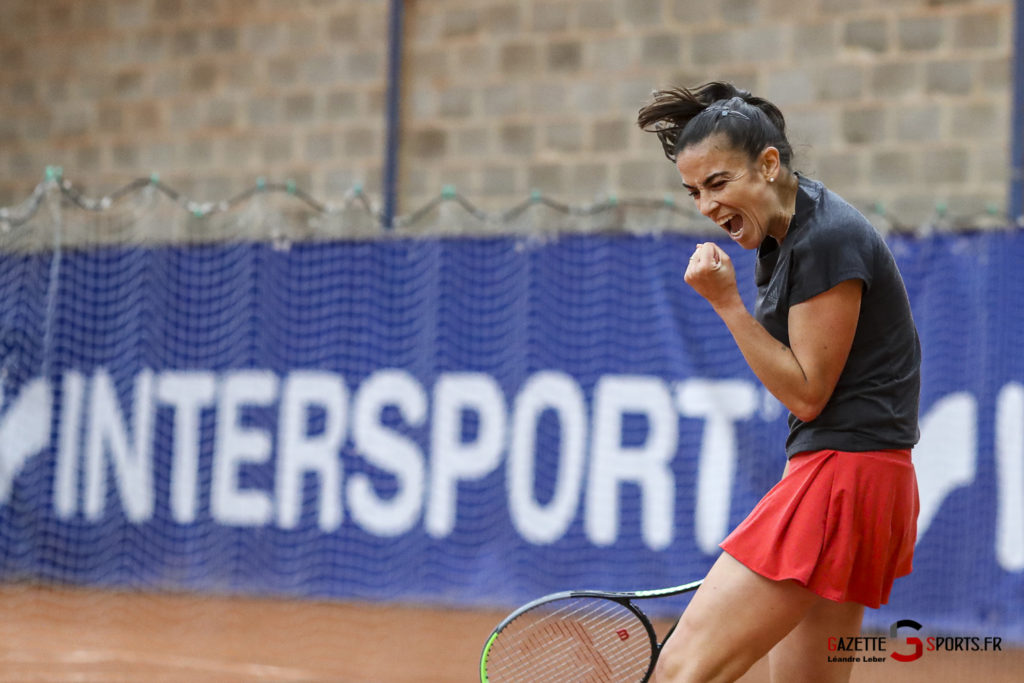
[480,578,703,683]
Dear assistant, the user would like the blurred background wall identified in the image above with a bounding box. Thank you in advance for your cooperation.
[0,0,1015,228]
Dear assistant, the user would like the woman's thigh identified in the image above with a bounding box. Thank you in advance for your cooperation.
[653,552,821,682]
[768,598,864,683]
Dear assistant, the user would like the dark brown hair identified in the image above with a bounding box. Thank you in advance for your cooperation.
[637,81,793,168]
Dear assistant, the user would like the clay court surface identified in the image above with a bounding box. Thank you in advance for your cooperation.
[0,585,1020,682]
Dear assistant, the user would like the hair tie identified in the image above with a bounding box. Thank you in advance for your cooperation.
[704,97,751,121]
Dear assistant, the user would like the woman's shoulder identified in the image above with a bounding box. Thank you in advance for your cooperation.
[795,176,880,250]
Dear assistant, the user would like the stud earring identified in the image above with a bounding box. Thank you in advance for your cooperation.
[768,177,775,183]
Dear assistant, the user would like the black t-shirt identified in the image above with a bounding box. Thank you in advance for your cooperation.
[754,175,921,456]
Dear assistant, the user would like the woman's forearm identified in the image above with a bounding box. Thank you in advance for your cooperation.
[712,297,822,422]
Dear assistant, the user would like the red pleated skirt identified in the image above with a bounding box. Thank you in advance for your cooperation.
[720,448,919,609]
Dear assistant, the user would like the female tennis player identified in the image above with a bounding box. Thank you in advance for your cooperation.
[637,82,921,682]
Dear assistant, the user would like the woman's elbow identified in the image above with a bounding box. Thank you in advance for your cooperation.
[789,395,829,423]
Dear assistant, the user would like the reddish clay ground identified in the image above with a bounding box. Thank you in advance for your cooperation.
[0,585,1019,682]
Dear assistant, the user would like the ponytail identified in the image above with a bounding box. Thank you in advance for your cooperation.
[637,81,793,168]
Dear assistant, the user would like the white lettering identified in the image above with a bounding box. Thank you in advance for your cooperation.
[349,370,427,536]
[0,378,52,505]
[276,371,346,532]
[995,383,1024,571]
[676,379,757,554]
[212,370,278,527]
[508,371,586,545]
[426,373,506,538]
[15,368,1024,581]
[586,375,676,550]
[915,392,977,539]
[54,372,84,518]
[84,369,154,522]
[156,372,216,524]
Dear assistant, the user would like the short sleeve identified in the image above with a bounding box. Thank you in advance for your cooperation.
[788,217,876,307]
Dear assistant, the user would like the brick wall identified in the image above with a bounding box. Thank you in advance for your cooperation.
[0,0,1015,229]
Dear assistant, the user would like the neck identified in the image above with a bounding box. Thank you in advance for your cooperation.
[768,172,799,243]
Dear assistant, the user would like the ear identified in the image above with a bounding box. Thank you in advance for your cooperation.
[759,146,781,181]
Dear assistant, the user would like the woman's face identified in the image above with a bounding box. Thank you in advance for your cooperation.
[676,133,780,249]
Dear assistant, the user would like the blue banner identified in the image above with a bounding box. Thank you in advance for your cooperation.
[0,230,1021,641]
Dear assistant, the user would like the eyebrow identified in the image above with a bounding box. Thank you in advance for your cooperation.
[681,170,731,191]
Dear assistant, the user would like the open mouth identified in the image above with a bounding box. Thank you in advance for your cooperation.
[720,215,743,237]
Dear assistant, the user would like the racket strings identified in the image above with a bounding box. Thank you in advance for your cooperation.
[484,596,655,682]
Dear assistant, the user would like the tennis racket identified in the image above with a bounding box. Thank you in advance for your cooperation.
[479,577,703,682]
